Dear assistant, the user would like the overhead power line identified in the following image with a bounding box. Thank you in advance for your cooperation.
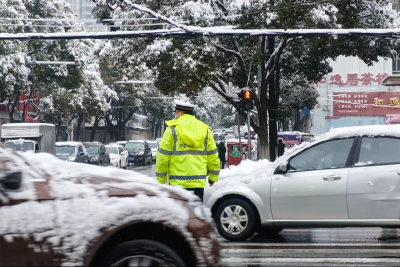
[2,28,400,40]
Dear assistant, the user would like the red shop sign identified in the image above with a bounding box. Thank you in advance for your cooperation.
[333,92,400,116]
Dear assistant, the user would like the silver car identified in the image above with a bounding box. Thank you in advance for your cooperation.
[205,125,400,241]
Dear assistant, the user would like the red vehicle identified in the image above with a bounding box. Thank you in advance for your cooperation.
[226,140,254,167]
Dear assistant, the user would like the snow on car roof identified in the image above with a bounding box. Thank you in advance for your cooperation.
[316,124,400,141]
[56,141,82,146]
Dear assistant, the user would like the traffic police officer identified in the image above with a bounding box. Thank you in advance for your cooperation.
[156,99,220,202]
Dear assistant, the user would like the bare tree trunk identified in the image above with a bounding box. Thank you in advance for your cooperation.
[76,113,83,141]
[90,116,100,142]
[268,36,277,162]
[21,83,38,122]
[7,94,20,122]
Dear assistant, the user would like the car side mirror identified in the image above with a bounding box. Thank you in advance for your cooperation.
[278,163,288,173]
[1,171,22,190]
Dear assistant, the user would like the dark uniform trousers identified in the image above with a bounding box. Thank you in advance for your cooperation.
[185,188,204,202]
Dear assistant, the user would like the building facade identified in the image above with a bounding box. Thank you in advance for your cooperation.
[63,0,107,31]
[311,56,399,136]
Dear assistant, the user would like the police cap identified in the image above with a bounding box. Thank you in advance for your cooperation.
[174,99,195,112]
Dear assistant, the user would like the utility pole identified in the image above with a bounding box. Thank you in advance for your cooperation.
[247,111,251,160]
[268,34,277,162]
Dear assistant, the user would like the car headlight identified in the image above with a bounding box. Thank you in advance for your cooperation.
[68,156,76,161]
[137,151,144,155]
[90,157,98,162]
[189,201,212,222]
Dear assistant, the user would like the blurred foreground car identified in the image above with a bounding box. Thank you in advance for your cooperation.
[0,146,220,266]
[205,125,400,241]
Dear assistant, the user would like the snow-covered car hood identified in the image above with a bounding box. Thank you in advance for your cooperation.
[109,153,119,159]
[2,150,198,203]
[0,148,204,266]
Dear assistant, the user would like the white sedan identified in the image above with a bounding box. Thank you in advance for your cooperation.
[147,140,158,162]
[105,144,129,169]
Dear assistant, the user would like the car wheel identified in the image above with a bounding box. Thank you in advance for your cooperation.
[215,198,256,241]
[148,155,152,164]
[142,156,146,166]
[105,239,186,267]
[119,160,121,169]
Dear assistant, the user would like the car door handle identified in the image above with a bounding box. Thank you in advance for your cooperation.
[323,175,342,181]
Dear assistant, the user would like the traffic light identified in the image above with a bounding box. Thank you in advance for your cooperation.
[236,89,253,111]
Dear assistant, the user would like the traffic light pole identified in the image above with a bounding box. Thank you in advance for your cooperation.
[247,111,251,161]
[236,111,243,160]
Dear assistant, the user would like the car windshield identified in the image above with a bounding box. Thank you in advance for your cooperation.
[56,146,76,155]
[126,142,144,150]
[85,145,99,154]
[148,142,158,149]
[106,146,119,154]
[5,142,34,152]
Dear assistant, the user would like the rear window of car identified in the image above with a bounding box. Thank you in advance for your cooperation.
[126,142,144,150]
[85,145,99,154]
[56,146,76,155]
[106,146,119,154]
[148,142,158,149]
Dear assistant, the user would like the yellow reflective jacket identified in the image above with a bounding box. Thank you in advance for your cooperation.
[156,114,220,188]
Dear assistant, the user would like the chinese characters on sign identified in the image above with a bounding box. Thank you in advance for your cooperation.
[316,73,388,86]
[333,92,400,116]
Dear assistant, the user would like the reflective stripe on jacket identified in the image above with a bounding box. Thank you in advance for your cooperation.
[156,114,220,188]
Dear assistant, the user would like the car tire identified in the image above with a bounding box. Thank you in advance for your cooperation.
[142,156,146,166]
[104,239,186,267]
[119,160,121,169]
[215,198,256,241]
[149,155,152,164]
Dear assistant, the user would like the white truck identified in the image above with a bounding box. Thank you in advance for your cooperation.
[1,123,56,155]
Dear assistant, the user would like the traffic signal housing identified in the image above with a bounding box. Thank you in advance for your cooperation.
[237,89,254,111]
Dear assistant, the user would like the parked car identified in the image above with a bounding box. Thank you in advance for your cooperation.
[147,140,158,162]
[55,141,89,163]
[212,129,225,140]
[105,144,129,169]
[205,125,400,241]
[125,140,153,166]
[225,134,236,140]
[116,140,128,149]
[0,144,220,266]
[155,138,162,147]
[83,142,110,166]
